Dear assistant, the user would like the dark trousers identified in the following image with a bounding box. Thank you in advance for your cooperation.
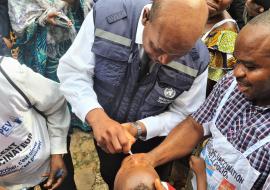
[95,136,173,190]
[29,135,77,190]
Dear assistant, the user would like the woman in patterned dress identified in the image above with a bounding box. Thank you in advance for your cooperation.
[204,0,239,95]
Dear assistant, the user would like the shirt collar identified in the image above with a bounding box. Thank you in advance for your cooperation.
[135,4,152,45]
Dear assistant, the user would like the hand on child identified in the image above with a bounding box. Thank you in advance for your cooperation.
[189,155,206,176]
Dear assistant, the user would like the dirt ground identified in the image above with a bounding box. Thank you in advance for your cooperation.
[70,129,189,190]
[70,129,108,190]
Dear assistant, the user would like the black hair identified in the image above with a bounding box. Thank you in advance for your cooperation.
[133,183,154,190]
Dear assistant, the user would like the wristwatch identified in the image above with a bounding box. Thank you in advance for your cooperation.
[131,121,143,139]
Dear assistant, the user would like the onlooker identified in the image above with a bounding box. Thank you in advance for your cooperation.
[58,0,209,188]
[122,11,270,189]
[244,0,269,23]
[0,56,70,190]
[8,1,93,188]
[8,0,92,131]
[204,0,238,95]
[228,0,245,29]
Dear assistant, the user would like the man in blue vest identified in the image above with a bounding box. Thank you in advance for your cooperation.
[121,11,270,190]
[58,0,209,188]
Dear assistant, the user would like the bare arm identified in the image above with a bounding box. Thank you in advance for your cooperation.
[189,156,207,190]
[149,116,204,167]
[123,116,204,169]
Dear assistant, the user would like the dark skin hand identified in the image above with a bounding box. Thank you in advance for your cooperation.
[189,156,207,190]
[43,154,67,190]
[86,108,135,154]
[2,37,12,49]
[122,116,204,170]
[46,12,72,27]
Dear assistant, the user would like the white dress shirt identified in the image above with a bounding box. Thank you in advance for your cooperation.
[57,5,208,140]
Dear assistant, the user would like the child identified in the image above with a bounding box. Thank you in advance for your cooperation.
[114,155,175,190]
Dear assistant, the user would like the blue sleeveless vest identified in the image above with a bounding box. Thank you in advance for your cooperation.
[91,0,209,123]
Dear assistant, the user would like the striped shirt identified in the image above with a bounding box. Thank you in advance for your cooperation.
[192,73,270,189]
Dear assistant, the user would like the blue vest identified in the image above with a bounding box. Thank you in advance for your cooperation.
[92,0,210,123]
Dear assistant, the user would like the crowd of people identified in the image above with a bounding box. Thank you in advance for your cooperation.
[0,0,270,189]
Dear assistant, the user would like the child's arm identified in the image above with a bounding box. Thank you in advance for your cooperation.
[189,155,207,190]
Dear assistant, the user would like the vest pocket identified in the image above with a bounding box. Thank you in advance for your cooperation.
[92,33,130,62]
[145,82,175,106]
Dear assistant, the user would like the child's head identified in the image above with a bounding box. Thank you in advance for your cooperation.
[114,156,160,190]
[206,0,233,17]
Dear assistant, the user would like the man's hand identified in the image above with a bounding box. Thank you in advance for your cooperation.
[246,0,264,17]
[86,108,133,154]
[43,154,67,190]
[121,123,137,149]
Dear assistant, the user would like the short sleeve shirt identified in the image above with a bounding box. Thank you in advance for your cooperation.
[192,73,270,189]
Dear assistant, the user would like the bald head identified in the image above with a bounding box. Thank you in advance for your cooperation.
[114,162,159,190]
[248,10,270,26]
[142,0,208,64]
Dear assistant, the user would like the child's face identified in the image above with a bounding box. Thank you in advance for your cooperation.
[206,0,233,17]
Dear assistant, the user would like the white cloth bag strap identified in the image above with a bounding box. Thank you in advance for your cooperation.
[202,19,238,41]
[213,79,237,123]
[243,135,270,157]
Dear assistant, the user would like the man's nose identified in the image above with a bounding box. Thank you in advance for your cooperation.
[158,54,172,64]
[233,63,246,78]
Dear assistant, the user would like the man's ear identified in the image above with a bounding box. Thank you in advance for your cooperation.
[142,7,151,26]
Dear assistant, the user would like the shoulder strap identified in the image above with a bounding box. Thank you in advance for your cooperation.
[0,57,47,119]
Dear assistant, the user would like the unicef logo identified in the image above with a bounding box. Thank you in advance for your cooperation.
[164,88,176,98]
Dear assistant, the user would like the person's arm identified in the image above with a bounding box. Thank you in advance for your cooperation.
[57,10,132,154]
[147,74,231,166]
[123,116,204,170]
[189,156,207,190]
[149,116,204,166]
[123,69,208,140]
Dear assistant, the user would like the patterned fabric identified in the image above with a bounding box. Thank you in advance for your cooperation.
[192,73,270,189]
[204,22,238,82]
[262,175,270,190]
[9,0,93,131]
